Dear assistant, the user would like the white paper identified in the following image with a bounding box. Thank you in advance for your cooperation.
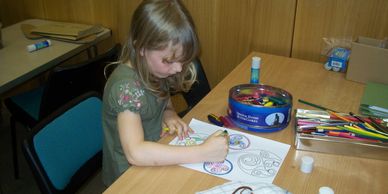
[169,119,290,183]
[196,181,289,194]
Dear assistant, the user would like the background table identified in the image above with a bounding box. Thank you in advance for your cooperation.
[104,52,388,194]
[0,19,111,94]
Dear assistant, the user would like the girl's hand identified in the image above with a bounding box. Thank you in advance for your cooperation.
[200,130,229,162]
[161,109,193,140]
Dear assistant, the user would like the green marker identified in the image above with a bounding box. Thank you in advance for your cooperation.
[298,99,337,112]
[268,96,285,105]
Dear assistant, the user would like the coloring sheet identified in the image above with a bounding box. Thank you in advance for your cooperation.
[169,118,290,183]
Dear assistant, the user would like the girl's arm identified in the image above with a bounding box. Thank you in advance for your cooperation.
[117,110,228,166]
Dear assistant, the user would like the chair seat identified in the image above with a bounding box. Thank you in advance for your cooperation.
[33,95,102,190]
[22,92,103,193]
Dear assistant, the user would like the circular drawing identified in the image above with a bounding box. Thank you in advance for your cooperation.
[237,149,281,178]
[173,133,207,146]
[229,134,250,150]
[203,159,233,175]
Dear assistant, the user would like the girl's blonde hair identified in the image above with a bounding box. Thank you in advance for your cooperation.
[119,0,199,98]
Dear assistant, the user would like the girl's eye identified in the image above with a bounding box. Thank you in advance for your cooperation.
[163,59,174,64]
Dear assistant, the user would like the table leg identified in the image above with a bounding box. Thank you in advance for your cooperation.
[10,116,19,179]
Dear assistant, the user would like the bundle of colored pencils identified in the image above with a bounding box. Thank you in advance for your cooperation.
[296,109,388,143]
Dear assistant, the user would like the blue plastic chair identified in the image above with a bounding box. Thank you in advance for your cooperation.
[4,44,120,179]
[178,58,211,117]
[22,92,103,194]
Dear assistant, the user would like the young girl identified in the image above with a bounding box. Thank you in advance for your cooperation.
[102,0,229,186]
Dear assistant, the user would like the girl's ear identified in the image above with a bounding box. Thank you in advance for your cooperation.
[132,40,145,56]
[140,47,145,56]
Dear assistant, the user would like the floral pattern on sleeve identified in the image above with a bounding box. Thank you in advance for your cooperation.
[116,80,145,112]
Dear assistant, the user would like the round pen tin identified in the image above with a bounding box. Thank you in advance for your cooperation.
[228,84,292,132]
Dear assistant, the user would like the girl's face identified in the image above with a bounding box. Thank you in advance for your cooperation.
[142,43,184,78]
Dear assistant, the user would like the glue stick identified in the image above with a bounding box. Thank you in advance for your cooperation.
[27,40,51,52]
[250,56,261,84]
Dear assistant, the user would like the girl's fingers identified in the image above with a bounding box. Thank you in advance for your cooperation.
[161,120,192,140]
[211,130,224,137]
[177,128,183,140]
[180,121,192,139]
[188,127,194,134]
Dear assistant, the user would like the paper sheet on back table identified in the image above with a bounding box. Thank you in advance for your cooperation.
[169,119,290,183]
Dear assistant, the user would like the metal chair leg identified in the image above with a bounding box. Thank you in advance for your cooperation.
[10,116,19,179]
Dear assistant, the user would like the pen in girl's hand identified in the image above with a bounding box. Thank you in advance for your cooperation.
[163,127,170,132]
[219,130,228,137]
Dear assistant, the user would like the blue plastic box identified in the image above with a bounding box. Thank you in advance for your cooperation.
[324,47,351,72]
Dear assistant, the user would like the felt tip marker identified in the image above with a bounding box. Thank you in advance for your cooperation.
[208,114,224,127]
[162,127,170,132]
[219,130,228,137]
[298,99,337,112]
[219,116,235,128]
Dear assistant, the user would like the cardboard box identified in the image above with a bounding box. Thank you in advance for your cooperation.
[346,36,388,84]
[294,115,388,161]
[294,130,388,161]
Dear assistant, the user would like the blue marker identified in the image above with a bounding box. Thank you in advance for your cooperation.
[208,114,224,127]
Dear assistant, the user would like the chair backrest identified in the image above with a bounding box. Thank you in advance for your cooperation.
[179,58,211,116]
[22,92,103,194]
[39,44,120,119]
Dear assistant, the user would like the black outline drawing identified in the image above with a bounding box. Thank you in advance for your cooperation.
[237,149,281,178]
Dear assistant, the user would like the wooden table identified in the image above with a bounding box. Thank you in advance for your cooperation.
[104,52,388,194]
[0,19,111,94]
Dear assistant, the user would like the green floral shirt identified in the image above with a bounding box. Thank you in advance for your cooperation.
[102,63,168,186]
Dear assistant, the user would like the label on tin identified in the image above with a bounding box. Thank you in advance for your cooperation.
[228,99,291,132]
